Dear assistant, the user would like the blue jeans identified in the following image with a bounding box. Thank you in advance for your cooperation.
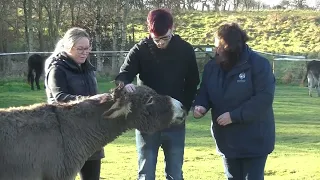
[135,128,185,180]
[222,156,268,180]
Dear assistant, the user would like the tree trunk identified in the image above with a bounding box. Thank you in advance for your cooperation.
[44,1,54,49]
[111,21,119,77]
[0,1,9,52]
[38,0,44,52]
[44,0,64,49]
[119,0,130,65]
[214,0,220,11]
[0,0,10,75]
[69,0,75,26]
[94,0,103,72]
[23,0,34,51]
[233,0,239,11]
[111,1,121,77]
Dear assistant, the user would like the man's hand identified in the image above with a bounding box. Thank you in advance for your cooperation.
[217,112,232,126]
[124,83,136,92]
[193,105,207,119]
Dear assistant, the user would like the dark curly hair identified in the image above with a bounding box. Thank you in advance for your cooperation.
[215,23,249,71]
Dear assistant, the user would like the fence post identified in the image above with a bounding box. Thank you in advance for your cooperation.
[6,55,11,76]
[272,56,275,75]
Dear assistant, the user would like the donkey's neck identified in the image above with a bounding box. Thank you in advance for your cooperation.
[57,103,131,169]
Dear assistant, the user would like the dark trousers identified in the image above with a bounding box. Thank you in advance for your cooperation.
[79,159,101,180]
[135,128,185,180]
[222,156,268,180]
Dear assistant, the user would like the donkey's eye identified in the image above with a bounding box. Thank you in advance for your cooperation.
[146,96,153,105]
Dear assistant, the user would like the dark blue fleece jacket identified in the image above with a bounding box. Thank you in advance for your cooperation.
[194,45,276,158]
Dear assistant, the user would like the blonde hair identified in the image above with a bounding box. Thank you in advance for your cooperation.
[45,27,90,72]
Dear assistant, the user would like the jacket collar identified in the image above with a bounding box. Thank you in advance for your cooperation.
[226,45,252,78]
[238,44,251,65]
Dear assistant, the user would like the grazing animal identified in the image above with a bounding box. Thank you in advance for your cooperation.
[27,54,45,90]
[301,60,320,97]
[0,85,186,180]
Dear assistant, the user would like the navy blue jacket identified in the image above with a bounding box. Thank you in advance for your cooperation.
[194,45,275,158]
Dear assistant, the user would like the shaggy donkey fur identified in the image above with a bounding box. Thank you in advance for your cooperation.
[0,85,186,180]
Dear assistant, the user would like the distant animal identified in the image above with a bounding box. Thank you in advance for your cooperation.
[0,85,186,180]
[301,60,320,97]
[27,54,45,90]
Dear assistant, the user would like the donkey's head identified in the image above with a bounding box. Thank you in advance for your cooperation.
[102,84,187,133]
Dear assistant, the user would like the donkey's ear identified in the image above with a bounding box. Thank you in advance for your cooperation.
[111,83,125,100]
[102,107,121,119]
[102,100,132,119]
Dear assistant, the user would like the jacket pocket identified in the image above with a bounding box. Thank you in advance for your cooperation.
[225,122,264,153]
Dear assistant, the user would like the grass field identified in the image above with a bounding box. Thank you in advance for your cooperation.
[130,10,320,59]
[0,80,320,180]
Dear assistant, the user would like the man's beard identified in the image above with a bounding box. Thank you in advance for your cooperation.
[216,50,241,71]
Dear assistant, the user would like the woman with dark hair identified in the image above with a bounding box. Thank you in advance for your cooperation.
[115,8,200,180]
[193,23,276,180]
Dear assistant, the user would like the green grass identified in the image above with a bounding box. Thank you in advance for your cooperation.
[129,10,320,59]
[127,10,320,86]
[1,81,320,179]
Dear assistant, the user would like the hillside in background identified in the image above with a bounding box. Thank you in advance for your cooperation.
[129,10,320,58]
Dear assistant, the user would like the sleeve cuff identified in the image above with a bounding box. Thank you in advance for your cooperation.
[230,108,242,123]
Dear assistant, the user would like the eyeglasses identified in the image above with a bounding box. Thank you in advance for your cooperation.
[152,34,172,43]
[73,46,92,54]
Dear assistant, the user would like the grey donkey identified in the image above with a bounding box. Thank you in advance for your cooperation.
[0,85,187,180]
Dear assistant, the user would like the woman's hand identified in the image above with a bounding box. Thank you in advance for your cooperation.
[193,106,207,119]
[217,112,232,126]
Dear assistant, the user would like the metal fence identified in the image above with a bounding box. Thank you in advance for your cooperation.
[0,50,319,85]
[255,50,320,85]
[0,50,213,80]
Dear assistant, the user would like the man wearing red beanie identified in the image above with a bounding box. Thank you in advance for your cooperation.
[115,8,200,180]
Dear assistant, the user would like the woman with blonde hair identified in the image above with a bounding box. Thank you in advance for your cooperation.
[44,27,103,180]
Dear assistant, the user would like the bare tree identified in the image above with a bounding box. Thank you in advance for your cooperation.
[291,0,307,8]
[209,0,221,11]
[0,0,10,52]
[184,0,198,10]
[233,0,241,10]
[94,0,103,72]
[316,0,320,9]
[119,0,130,63]
[67,0,76,26]
[220,0,229,11]
[279,0,290,8]
[33,0,45,51]
[23,0,34,51]
[201,0,211,11]
[111,0,121,77]
[43,0,65,49]
[242,0,256,10]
